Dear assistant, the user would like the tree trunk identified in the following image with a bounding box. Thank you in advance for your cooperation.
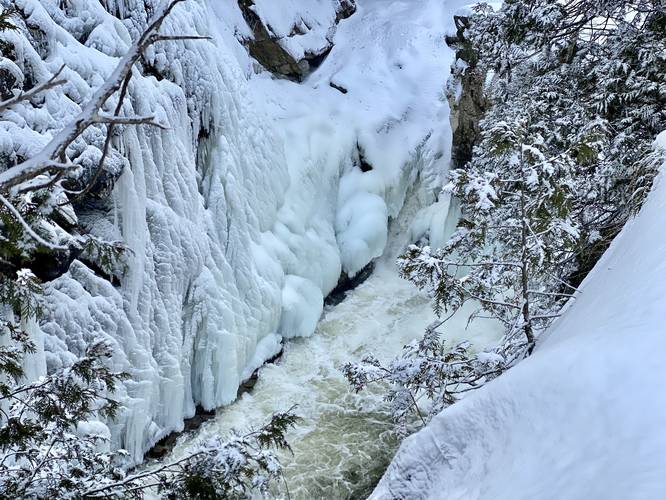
[519,159,535,353]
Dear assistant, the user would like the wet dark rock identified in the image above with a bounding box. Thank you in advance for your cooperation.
[330,81,348,94]
[237,0,356,81]
[2,245,79,283]
[145,406,217,459]
[355,143,373,172]
[336,0,357,21]
[237,347,284,398]
[325,261,374,306]
[144,347,284,460]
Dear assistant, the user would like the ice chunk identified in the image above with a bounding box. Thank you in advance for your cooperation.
[279,275,324,339]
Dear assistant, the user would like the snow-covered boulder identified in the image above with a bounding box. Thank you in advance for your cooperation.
[237,0,356,80]
[371,134,666,500]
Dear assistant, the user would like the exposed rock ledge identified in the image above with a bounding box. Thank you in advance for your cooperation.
[237,0,356,80]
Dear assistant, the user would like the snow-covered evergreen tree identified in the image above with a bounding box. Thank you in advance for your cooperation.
[401,0,665,356]
[468,0,665,281]
[345,0,665,433]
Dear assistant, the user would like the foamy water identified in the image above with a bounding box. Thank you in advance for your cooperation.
[169,258,502,499]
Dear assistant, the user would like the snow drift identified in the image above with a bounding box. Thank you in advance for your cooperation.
[371,133,666,500]
[2,0,460,461]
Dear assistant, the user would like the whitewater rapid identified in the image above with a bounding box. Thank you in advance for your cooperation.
[30,0,467,461]
[168,205,502,499]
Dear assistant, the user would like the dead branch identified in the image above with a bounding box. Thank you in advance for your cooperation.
[92,113,168,129]
[152,34,212,42]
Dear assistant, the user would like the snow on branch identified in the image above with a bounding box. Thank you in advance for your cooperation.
[0,0,213,253]
[0,0,192,194]
[0,195,69,251]
[0,65,67,115]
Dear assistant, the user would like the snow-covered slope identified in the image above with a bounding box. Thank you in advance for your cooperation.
[3,0,461,461]
[371,134,666,500]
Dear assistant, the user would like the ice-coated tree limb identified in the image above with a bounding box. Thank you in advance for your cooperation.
[0,0,188,194]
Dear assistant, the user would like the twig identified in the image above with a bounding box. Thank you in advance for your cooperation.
[0,65,67,114]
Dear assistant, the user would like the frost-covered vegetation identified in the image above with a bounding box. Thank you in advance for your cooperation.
[345,0,665,430]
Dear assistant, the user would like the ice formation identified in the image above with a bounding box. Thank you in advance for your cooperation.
[4,0,462,461]
[370,133,666,499]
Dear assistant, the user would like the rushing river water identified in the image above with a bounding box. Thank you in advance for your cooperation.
[168,248,502,498]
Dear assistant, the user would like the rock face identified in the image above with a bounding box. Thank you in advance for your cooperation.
[335,0,357,21]
[237,0,356,80]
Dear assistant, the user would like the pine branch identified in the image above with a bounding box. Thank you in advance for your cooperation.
[0,195,69,250]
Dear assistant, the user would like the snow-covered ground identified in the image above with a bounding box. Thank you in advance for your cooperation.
[6,0,468,461]
[370,134,666,500]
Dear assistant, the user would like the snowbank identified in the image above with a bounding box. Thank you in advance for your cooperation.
[371,134,666,499]
[4,0,461,461]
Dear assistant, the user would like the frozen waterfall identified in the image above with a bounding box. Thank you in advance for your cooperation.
[19,0,474,464]
[167,181,503,498]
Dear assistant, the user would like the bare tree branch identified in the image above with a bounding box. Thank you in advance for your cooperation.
[0,0,187,194]
[92,113,168,129]
[152,34,212,42]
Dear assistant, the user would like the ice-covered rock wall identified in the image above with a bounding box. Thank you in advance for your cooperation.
[12,0,291,461]
[2,0,460,461]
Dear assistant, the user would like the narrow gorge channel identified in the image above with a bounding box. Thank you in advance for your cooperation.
[3,0,664,498]
[166,194,502,499]
[159,1,500,496]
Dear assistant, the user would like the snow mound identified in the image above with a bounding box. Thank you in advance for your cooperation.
[371,133,666,500]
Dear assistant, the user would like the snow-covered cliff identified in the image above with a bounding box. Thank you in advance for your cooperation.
[2,0,460,461]
[370,133,666,500]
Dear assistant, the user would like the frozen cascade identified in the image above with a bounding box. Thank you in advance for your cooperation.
[6,0,478,464]
[164,0,507,495]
